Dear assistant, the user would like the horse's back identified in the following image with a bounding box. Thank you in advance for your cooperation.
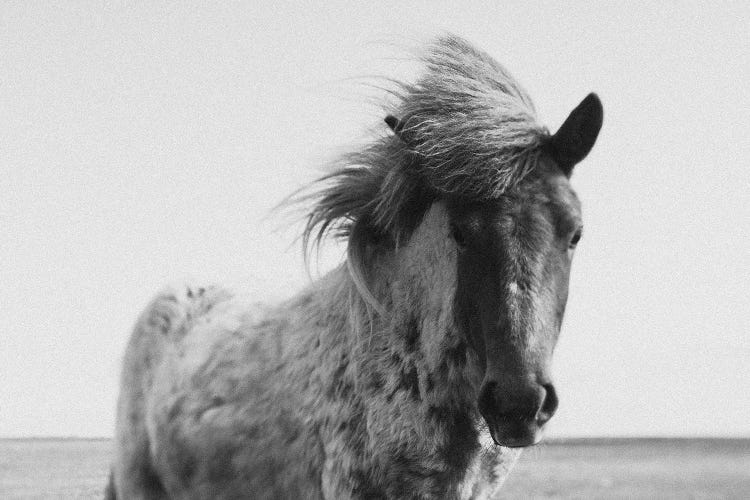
[113,285,325,499]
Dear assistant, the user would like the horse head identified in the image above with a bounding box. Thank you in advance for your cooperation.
[448,94,602,446]
[384,93,602,448]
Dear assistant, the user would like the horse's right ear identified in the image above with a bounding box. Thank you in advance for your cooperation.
[549,93,603,176]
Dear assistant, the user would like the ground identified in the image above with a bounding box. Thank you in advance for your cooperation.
[1,438,747,499]
[503,438,750,499]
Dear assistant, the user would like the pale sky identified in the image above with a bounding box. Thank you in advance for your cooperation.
[1,2,748,438]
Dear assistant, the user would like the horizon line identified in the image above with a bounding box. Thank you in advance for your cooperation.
[2,435,748,442]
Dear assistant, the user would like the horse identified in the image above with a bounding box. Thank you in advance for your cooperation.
[108,34,603,499]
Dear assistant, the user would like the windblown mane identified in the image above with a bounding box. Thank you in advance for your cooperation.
[300,34,549,311]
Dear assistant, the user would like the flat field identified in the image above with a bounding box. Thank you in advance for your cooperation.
[503,438,750,499]
[0,438,747,499]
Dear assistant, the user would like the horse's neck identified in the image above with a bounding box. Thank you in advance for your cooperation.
[331,260,481,413]
[302,259,479,406]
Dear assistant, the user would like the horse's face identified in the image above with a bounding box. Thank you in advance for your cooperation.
[449,165,581,447]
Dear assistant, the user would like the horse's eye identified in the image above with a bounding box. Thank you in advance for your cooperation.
[569,229,582,249]
[451,224,467,249]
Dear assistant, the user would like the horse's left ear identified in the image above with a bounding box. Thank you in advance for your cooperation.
[385,115,401,133]
[385,115,411,143]
[549,93,603,176]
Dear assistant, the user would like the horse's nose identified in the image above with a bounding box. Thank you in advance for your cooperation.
[478,380,558,426]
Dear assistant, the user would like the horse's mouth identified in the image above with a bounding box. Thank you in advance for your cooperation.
[483,415,544,448]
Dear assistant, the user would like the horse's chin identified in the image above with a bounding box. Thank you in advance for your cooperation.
[484,417,544,448]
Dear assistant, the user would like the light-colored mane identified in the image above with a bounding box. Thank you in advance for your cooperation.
[303,34,548,313]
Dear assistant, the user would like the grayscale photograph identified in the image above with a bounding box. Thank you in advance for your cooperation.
[1,2,748,499]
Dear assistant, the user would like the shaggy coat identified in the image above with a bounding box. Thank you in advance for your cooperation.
[110,35,602,499]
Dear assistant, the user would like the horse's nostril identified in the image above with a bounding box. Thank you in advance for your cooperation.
[538,383,559,424]
[479,380,548,423]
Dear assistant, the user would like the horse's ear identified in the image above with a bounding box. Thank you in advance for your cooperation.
[385,115,410,143]
[385,115,401,132]
[549,93,603,176]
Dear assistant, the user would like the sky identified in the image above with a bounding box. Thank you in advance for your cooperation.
[1,2,749,438]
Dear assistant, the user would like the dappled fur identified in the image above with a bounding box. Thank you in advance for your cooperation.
[111,34,597,499]
[112,213,522,499]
